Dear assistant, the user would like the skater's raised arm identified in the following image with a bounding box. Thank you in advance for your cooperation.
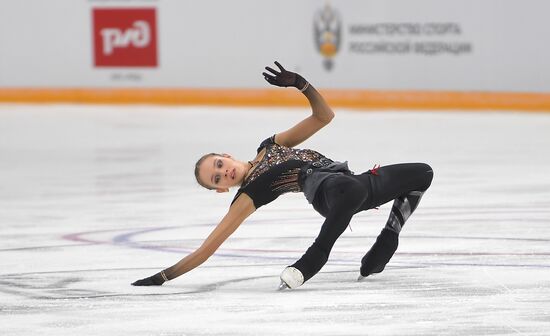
[131,194,255,286]
[263,61,334,148]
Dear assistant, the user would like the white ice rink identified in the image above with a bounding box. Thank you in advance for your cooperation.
[1,104,549,335]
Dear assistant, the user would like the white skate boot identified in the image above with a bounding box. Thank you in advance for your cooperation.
[278,267,304,290]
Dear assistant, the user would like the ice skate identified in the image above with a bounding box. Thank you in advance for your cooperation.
[357,269,382,282]
[360,229,398,278]
[277,280,290,290]
[278,267,304,290]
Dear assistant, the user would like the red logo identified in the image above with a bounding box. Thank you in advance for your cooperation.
[93,8,157,67]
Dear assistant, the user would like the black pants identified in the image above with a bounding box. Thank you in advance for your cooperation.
[291,163,434,282]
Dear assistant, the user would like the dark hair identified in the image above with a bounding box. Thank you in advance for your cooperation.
[194,153,221,190]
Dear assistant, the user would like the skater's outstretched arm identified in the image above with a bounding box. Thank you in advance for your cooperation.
[263,61,334,148]
[132,194,255,286]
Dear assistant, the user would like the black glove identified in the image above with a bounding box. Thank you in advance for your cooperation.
[262,61,307,90]
[132,272,165,286]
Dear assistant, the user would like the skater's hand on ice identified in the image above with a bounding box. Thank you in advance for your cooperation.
[132,272,165,286]
[262,61,307,90]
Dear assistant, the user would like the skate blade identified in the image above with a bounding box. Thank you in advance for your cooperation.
[277,280,290,291]
[357,275,367,282]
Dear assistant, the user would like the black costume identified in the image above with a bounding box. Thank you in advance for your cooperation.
[232,135,433,283]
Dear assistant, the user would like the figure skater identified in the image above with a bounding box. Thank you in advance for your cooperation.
[132,61,433,289]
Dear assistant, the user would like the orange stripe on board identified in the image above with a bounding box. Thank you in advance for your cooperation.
[1,88,550,111]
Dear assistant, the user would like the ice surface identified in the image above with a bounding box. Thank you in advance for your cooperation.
[0,105,549,335]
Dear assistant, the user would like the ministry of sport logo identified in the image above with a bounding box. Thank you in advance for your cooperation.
[313,4,342,71]
[92,8,158,67]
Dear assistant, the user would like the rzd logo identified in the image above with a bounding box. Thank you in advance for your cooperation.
[101,20,151,55]
[93,8,157,67]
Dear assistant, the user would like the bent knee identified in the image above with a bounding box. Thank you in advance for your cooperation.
[419,163,433,191]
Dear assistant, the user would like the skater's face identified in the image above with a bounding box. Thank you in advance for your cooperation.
[197,154,245,192]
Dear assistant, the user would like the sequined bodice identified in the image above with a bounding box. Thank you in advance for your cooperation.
[232,136,334,209]
[242,143,330,190]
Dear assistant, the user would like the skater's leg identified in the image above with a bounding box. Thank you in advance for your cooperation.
[281,175,367,288]
[358,163,433,278]
[356,163,433,211]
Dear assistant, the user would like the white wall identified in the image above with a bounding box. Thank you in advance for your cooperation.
[1,0,549,92]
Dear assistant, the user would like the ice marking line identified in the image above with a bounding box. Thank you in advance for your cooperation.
[0,268,360,299]
[0,243,97,252]
[59,226,550,268]
[62,219,550,244]
[60,215,320,244]
[61,228,150,244]
[412,234,550,242]
[413,261,550,269]
[1,265,285,277]
[112,229,550,266]
[57,224,550,268]
[0,268,428,300]
[107,240,550,256]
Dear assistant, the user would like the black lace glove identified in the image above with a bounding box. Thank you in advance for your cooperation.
[132,271,166,286]
[262,61,308,91]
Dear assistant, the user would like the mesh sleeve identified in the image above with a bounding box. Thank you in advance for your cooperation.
[256,134,276,154]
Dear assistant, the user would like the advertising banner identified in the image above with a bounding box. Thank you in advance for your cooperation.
[92,8,158,68]
[1,0,549,110]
